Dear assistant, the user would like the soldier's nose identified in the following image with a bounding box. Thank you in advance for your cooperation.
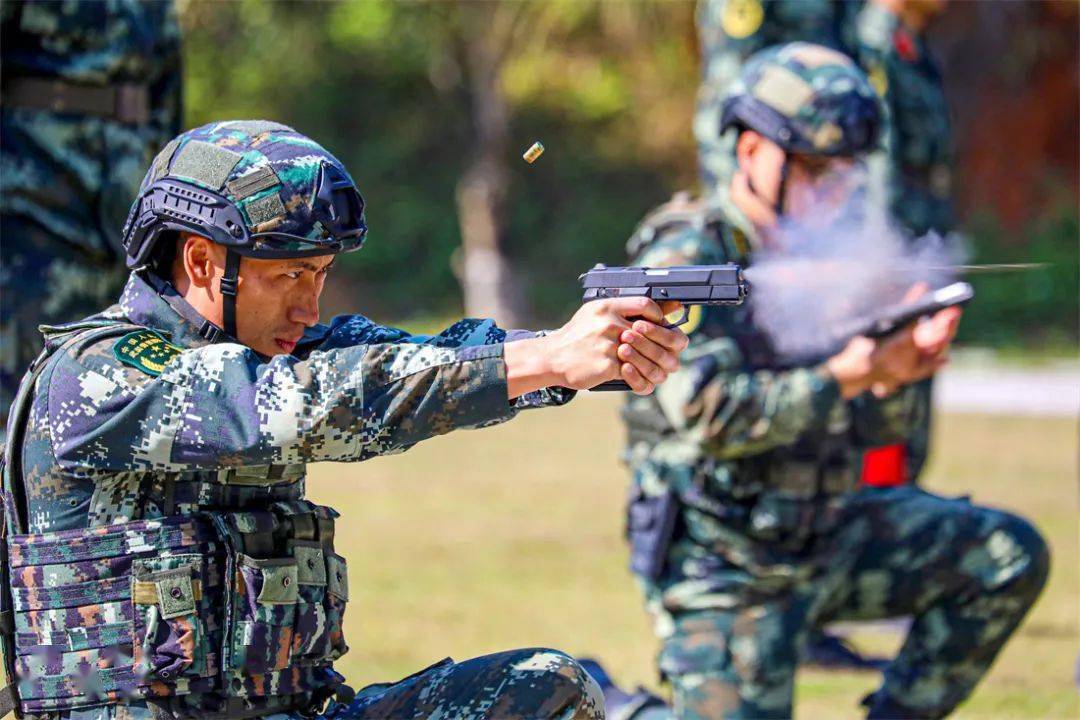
[289,294,320,327]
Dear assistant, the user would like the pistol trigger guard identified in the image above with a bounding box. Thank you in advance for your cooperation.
[665,306,691,328]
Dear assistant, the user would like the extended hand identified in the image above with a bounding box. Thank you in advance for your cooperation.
[504,297,689,398]
[827,283,962,399]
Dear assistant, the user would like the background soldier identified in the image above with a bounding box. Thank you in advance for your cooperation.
[0,0,183,438]
[848,0,955,486]
[694,0,958,667]
[0,121,689,719]
[584,44,1048,720]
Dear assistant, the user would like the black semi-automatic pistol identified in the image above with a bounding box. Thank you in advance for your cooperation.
[580,263,750,391]
[837,281,974,340]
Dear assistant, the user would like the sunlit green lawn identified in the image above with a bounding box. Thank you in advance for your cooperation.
[308,398,1078,719]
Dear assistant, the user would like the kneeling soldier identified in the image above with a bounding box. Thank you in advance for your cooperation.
[0,121,692,719]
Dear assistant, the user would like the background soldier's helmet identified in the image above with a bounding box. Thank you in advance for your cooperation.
[720,42,882,157]
[122,120,367,270]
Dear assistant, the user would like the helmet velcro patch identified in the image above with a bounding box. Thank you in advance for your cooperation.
[148,137,181,185]
[227,165,281,200]
[752,66,814,117]
[220,120,295,135]
[169,140,243,191]
[245,192,286,226]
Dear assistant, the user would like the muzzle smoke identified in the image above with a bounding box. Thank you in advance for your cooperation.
[743,191,965,360]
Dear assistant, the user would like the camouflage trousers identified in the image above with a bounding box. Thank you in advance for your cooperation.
[311,648,604,719]
[47,648,604,720]
[643,487,1049,719]
[0,214,127,436]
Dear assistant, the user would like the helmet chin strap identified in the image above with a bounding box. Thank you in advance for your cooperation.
[220,249,241,340]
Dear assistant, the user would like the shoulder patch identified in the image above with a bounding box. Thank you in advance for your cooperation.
[113,330,183,377]
[721,0,763,39]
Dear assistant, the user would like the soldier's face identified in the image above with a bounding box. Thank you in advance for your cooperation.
[173,235,332,357]
[233,254,334,356]
[783,154,864,225]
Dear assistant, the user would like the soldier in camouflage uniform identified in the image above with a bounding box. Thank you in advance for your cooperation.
[694,0,856,195]
[590,44,1048,720]
[0,121,693,719]
[695,0,957,488]
[0,0,183,440]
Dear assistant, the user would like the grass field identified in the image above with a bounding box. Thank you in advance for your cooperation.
[307,397,1078,719]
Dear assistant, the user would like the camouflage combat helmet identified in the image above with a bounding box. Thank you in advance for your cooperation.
[720,42,882,157]
[122,120,367,337]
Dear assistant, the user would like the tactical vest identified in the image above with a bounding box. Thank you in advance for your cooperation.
[622,195,860,506]
[1,321,352,719]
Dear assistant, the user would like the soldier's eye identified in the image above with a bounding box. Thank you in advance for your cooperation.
[284,271,302,280]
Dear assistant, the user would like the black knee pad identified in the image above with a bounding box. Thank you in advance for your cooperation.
[992,513,1051,600]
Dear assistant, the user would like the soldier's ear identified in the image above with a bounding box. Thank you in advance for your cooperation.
[735,130,762,174]
[180,233,221,290]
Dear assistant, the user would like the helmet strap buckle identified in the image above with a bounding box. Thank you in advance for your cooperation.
[221,250,241,340]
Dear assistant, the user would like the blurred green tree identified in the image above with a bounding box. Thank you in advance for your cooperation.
[180,0,696,326]
[177,0,1076,350]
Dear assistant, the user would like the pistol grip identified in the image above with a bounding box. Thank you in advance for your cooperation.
[590,380,631,391]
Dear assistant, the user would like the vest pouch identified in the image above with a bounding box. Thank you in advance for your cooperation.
[130,555,220,693]
[324,552,349,662]
[626,484,680,581]
[5,515,221,715]
[229,555,298,675]
[215,502,347,704]
[275,502,348,666]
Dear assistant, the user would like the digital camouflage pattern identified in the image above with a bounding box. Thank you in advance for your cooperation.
[19,270,569,536]
[0,0,183,438]
[133,120,368,256]
[695,3,942,484]
[695,0,955,239]
[312,649,603,720]
[4,264,581,718]
[618,194,1049,719]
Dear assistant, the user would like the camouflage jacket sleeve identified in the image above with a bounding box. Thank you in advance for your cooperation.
[848,382,924,448]
[46,318,563,472]
[631,225,841,460]
[313,315,575,411]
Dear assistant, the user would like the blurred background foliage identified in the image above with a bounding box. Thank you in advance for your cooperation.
[178,0,1078,351]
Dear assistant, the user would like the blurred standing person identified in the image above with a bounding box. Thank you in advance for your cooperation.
[850,0,954,240]
[694,0,857,194]
[0,0,183,436]
[848,0,955,485]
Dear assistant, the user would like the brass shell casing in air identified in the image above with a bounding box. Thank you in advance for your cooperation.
[522,141,544,164]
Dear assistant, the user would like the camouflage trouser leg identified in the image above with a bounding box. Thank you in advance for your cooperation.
[303,648,604,720]
[652,487,1049,719]
[1,214,126,434]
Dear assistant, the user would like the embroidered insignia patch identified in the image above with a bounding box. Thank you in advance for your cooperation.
[113,330,183,377]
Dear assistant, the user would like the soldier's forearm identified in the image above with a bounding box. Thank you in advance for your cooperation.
[504,336,563,399]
